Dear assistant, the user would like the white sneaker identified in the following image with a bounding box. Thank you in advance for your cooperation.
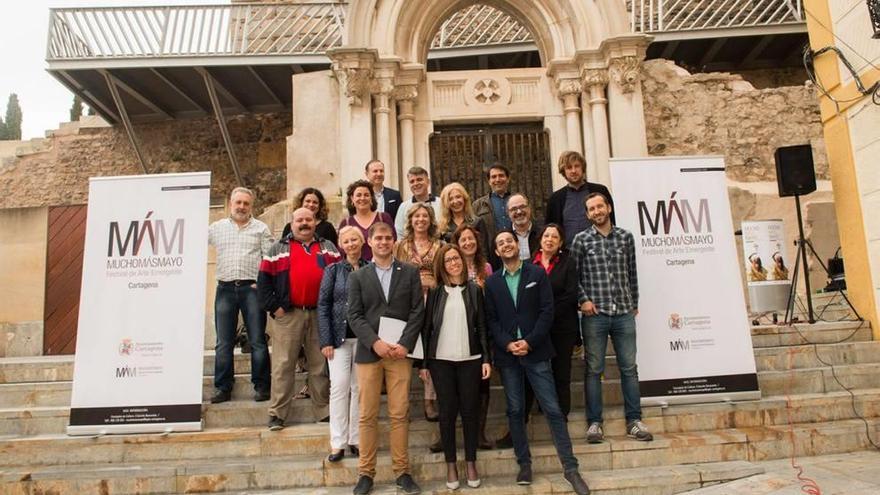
[586,422,604,443]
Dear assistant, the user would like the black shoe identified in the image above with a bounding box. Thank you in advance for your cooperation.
[495,431,513,449]
[396,473,421,495]
[428,439,443,453]
[349,445,360,456]
[267,415,284,431]
[210,389,231,404]
[352,475,373,495]
[254,390,270,402]
[564,469,591,495]
[328,449,345,462]
[516,463,532,485]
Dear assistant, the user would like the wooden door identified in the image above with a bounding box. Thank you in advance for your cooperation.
[43,205,87,355]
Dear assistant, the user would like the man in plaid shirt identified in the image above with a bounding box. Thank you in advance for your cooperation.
[570,192,653,443]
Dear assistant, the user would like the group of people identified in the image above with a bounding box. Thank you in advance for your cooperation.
[207,151,652,495]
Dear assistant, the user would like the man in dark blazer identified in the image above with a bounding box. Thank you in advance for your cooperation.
[545,151,614,245]
[347,221,423,495]
[366,159,402,221]
[483,230,590,495]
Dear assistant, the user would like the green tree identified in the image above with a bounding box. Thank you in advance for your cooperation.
[4,94,22,140]
[70,95,83,122]
[0,115,7,140]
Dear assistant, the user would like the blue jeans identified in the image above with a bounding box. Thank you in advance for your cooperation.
[499,360,578,472]
[582,312,641,425]
[214,283,271,393]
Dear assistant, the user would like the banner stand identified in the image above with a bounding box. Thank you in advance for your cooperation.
[610,156,761,407]
[68,172,210,436]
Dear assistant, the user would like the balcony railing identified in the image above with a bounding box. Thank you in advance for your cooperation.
[47,3,347,60]
[47,1,808,63]
[630,0,804,33]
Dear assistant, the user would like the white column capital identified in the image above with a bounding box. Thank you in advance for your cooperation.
[608,56,643,94]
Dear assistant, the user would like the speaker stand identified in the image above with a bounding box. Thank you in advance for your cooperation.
[785,194,815,324]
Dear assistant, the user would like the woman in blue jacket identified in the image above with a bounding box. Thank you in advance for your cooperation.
[318,226,367,462]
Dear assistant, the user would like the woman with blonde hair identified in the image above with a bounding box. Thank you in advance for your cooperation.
[317,225,367,462]
[438,182,488,245]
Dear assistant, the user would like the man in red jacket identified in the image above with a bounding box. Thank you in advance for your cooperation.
[258,207,340,430]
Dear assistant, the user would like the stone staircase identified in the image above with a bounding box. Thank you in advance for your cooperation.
[1,321,878,494]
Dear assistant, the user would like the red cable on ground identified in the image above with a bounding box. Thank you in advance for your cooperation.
[784,343,822,495]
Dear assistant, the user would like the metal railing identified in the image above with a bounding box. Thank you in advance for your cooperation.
[47,1,808,62]
[630,0,804,33]
[47,3,347,60]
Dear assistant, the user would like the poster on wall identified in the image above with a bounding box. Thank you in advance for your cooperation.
[742,220,792,313]
[67,172,210,435]
[610,156,760,405]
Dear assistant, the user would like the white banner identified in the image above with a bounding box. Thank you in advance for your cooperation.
[742,220,792,313]
[610,156,760,405]
[68,172,210,435]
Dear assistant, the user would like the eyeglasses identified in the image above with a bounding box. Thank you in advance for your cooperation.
[509,205,529,213]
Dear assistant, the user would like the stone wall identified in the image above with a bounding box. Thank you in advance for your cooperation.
[0,113,290,213]
[642,59,827,182]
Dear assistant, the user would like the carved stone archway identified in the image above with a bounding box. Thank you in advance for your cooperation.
[293,1,652,199]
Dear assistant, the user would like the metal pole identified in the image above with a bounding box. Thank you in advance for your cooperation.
[201,70,244,186]
[795,194,815,323]
[103,71,149,174]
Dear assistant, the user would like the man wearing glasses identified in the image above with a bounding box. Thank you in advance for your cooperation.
[507,193,541,261]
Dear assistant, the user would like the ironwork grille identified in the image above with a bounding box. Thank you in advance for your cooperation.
[428,124,553,220]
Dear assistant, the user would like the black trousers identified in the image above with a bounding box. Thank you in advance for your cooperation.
[524,330,578,420]
[427,358,482,462]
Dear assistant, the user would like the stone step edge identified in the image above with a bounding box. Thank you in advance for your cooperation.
[5,460,765,494]
[3,386,880,434]
[2,412,877,457]
[4,359,877,390]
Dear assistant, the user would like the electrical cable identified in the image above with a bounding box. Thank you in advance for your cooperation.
[785,346,823,494]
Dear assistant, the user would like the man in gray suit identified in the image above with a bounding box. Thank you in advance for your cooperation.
[347,221,424,495]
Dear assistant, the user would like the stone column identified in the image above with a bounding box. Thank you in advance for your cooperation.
[608,55,648,158]
[556,77,583,154]
[394,85,419,173]
[371,77,394,168]
[332,65,374,190]
[583,69,611,187]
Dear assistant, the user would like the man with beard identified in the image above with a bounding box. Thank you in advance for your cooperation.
[545,151,614,244]
[258,208,340,430]
[473,163,513,269]
[507,193,541,262]
[571,192,652,444]
[207,187,274,404]
[483,230,591,495]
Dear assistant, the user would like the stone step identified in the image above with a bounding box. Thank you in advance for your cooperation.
[0,321,870,385]
[2,460,765,495]
[2,418,876,494]
[3,356,878,411]
[3,387,879,464]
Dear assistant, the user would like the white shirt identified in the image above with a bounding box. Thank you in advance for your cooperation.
[208,217,274,281]
[435,286,481,362]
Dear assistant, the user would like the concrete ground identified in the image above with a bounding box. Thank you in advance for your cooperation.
[687,450,880,494]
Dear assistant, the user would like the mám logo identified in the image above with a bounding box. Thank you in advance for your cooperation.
[115,366,137,378]
[107,211,185,257]
[638,192,712,236]
[669,339,690,352]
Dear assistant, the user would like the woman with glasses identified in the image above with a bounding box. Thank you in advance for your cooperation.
[420,244,491,489]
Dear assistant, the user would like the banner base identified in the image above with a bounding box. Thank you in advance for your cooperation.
[67,421,202,436]
[641,390,762,407]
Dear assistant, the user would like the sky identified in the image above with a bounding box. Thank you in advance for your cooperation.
[0,0,226,140]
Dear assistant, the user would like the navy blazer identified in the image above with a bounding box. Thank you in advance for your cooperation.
[382,187,403,222]
[483,261,555,367]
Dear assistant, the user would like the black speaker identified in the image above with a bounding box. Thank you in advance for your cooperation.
[775,144,817,197]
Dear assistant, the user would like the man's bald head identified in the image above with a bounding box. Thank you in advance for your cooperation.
[291,207,316,242]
